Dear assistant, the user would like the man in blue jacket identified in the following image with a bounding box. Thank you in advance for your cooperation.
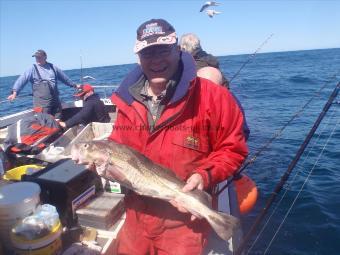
[7,49,78,117]
[58,84,110,129]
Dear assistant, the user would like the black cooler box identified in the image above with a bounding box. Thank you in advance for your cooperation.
[23,158,103,226]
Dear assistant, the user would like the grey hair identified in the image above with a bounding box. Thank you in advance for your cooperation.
[179,33,202,54]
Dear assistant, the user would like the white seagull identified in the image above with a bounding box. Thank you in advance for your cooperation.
[206,9,222,18]
[200,1,220,12]
[82,75,96,80]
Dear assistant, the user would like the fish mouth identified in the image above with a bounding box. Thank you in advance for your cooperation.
[71,155,92,165]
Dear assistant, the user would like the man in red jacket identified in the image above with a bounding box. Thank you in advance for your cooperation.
[109,19,248,255]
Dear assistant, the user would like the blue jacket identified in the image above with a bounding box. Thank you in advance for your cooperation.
[12,62,76,95]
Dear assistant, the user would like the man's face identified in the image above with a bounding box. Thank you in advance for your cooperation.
[138,44,180,86]
[35,55,47,65]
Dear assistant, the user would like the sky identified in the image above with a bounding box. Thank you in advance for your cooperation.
[0,0,339,77]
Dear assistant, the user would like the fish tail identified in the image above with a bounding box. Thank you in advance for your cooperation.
[206,211,240,241]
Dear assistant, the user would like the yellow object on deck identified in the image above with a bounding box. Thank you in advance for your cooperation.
[3,165,43,181]
[11,220,62,255]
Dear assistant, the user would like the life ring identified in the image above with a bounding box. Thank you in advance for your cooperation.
[234,174,258,214]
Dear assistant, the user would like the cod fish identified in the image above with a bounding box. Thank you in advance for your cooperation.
[71,140,239,241]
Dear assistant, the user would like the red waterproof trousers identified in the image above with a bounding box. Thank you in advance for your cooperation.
[114,196,209,255]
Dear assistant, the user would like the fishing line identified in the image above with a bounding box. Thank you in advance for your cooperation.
[246,108,338,254]
[263,117,339,254]
[229,33,274,84]
[0,93,33,104]
[0,99,10,104]
[235,82,339,255]
[285,106,338,189]
[217,76,340,196]
[245,106,338,254]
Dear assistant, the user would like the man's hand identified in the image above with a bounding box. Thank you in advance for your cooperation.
[7,91,17,101]
[182,173,204,192]
[170,173,204,221]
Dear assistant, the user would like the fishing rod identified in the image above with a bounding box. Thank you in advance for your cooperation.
[79,54,96,86]
[80,55,84,86]
[216,72,340,196]
[229,33,274,84]
[235,82,340,255]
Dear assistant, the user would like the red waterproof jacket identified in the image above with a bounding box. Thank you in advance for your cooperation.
[109,52,248,189]
[109,52,248,237]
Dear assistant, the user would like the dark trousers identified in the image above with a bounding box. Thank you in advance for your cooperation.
[34,99,62,118]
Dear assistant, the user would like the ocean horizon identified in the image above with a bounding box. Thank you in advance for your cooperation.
[1,47,338,79]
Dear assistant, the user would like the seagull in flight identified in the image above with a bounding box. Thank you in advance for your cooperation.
[82,75,96,80]
[200,1,220,12]
[206,9,222,18]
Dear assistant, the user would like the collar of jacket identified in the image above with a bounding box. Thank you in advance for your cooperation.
[114,51,196,106]
[83,93,97,101]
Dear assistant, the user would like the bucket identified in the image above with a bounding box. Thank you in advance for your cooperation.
[11,220,62,255]
[3,165,43,181]
[0,182,40,249]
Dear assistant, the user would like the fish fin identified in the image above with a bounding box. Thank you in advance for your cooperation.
[206,211,240,241]
[134,188,164,199]
[105,164,133,189]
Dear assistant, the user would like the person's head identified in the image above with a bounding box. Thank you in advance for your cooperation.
[197,66,223,85]
[74,84,94,99]
[32,49,47,65]
[134,19,181,87]
[179,33,202,55]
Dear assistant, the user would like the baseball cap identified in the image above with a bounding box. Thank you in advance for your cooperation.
[74,84,94,97]
[32,49,47,57]
[134,19,177,53]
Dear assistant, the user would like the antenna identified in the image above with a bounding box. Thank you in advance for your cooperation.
[80,54,83,85]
